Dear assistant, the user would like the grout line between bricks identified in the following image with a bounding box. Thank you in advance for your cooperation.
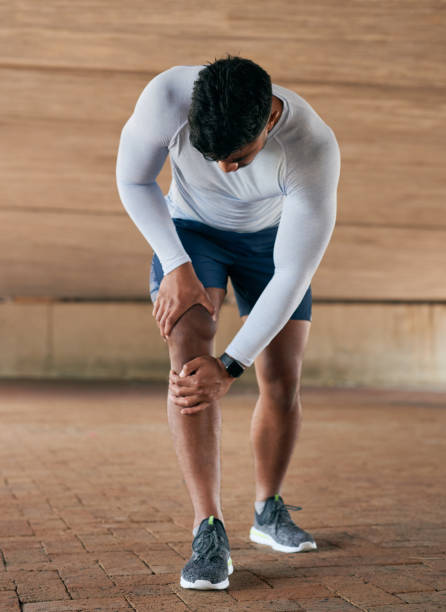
[330,576,411,610]
[74,493,84,506]
[74,531,89,552]
[0,548,6,569]
[337,594,368,611]
[26,518,36,538]
[165,540,187,561]
[123,593,137,611]
[56,567,73,601]
[17,585,24,612]
[97,558,114,580]
[173,589,201,611]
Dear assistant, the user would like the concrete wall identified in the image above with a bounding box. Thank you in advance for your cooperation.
[1,299,445,390]
[1,2,445,388]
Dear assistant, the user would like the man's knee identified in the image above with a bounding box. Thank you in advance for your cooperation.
[170,303,216,342]
[168,303,217,371]
[258,368,302,411]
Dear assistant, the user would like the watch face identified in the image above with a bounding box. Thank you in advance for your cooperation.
[220,353,244,377]
[227,359,244,378]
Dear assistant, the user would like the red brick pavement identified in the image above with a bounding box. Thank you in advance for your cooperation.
[0,381,445,611]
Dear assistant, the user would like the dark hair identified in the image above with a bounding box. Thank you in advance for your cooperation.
[188,54,273,161]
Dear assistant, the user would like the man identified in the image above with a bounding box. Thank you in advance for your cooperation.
[116,54,340,590]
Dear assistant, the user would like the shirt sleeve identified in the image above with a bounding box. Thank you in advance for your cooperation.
[115,70,192,275]
[224,131,341,368]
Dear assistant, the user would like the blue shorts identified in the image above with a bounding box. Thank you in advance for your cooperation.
[149,218,312,321]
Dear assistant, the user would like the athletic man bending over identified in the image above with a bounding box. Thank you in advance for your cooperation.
[116,54,340,590]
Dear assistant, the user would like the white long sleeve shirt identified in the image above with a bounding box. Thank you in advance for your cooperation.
[116,64,341,368]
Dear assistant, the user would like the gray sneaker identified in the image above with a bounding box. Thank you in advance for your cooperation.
[249,494,317,553]
[180,515,234,589]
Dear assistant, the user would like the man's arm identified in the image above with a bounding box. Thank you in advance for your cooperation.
[115,70,216,336]
[224,132,341,367]
[115,72,191,275]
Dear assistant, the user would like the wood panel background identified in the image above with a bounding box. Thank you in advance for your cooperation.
[1,2,446,388]
[1,1,445,302]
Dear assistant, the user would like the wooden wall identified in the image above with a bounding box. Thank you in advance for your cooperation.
[1,2,445,388]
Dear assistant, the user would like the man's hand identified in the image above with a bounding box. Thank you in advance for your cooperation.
[153,262,216,340]
[168,355,235,415]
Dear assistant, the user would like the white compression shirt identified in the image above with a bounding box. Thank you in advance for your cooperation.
[116,64,341,368]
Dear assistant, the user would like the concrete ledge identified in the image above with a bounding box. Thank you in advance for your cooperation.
[303,303,446,390]
[0,300,49,376]
[1,300,445,390]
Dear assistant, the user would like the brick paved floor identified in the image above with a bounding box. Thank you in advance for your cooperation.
[0,381,445,611]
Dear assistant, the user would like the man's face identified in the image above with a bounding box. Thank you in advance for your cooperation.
[217,124,269,173]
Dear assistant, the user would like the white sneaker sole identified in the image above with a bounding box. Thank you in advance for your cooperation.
[250,526,317,553]
[180,556,233,590]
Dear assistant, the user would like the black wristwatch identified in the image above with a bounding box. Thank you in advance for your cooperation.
[219,352,245,378]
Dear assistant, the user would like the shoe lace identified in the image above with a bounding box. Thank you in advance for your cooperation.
[193,527,225,562]
[262,498,302,533]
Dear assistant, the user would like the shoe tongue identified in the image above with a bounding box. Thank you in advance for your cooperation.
[267,493,283,505]
[197,516,228,545]
[197,515,217,535]
[261,494,284,516]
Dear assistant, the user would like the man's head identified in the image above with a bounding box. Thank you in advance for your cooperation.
[188,54,274,173]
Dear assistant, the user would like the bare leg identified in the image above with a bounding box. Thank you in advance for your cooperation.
[166,288,226,531]
[245,318,311,502]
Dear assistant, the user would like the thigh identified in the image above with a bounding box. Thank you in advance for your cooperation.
[242,315,311,394]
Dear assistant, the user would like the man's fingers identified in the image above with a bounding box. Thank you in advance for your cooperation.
[159,306,184,338]
[169,372,197,389]
[152,298,159,318]
[180,402,211,415]
[152,305,165,339]
[158,310,171,339]
[169,382,197,396]
[153,298,163,322]
[169,393,202,407]
[155,309,164,326]
[164,312,180,338]
[157,319,166,339]
[169,383,189,396]
[180,357,203,377]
